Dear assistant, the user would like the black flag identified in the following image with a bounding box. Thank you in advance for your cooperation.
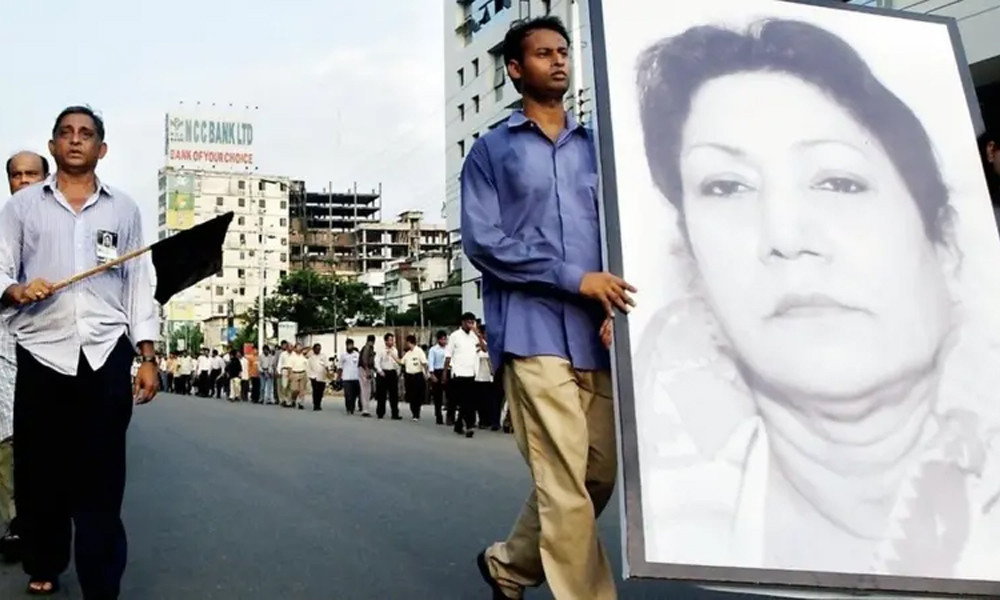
[151,212,234,304]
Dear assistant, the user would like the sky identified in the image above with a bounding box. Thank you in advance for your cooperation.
[0,0,447,244]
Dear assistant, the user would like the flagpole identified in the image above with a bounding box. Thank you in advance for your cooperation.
[52,246,152,292]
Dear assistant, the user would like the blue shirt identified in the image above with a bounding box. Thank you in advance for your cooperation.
[461,110,608,371]
[428,344,447,371]
[0,176,158,376]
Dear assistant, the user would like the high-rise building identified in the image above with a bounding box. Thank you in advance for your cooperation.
[157,169,291,336]
[288,182,383,275]
[443,0,592,317]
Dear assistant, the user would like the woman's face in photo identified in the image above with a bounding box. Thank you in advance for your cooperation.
[677,72,953,400]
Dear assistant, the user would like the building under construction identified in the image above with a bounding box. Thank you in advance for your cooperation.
[288,181,382,274]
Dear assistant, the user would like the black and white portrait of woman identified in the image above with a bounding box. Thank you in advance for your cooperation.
[593,0,1000,594]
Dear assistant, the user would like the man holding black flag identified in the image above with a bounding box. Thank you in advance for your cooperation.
[0,106,159,598]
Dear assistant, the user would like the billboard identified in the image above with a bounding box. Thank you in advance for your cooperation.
[164,110,255,171]
[166,172,195,230]
[591,0,1000,596]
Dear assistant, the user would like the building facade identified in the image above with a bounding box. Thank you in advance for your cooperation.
[384,255,452,313]
[157,169,291,340]
[288,182,382,275]
[443,0,592,318]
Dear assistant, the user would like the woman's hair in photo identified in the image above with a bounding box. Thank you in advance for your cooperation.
[637,19,951,244]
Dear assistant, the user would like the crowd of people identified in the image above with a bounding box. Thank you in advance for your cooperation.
[139,311,511,438]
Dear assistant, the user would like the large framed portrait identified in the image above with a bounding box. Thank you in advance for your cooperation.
[590,0,1000,596]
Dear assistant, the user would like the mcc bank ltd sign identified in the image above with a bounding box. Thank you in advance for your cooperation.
[164,113,255,171]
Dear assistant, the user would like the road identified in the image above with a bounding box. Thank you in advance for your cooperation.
[1,392,766,599]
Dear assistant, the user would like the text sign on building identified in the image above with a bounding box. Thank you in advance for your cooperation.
[164,112,255,171]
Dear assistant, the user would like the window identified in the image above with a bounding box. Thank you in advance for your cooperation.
[216,197,224,206]
[280,253,287,262]
[280,183,287,192]
[239,287,246,296]
[458,103,465,121]
[458,140,466,158]
[258,181,266,191]
[217,305,224,315]
[157,213,166,225]
[216,286,224,295]
[280,201,287,210]
[249,250,255,258]
[258,199,266,209]
[473,95,480,113]
[239,234,246,245]
[240,251,246,260]
[237,269,245,278]
[458,67,465,87]
[492,49,505,88]
[472,58,480,77]
[279,218,287,227]
[475,280,482,299]
[238,216,245,225]
[238,198,246,207]
[472,132,480,140]
[280,270,287,279]
[238,180,246,190]
[280,238,287,246]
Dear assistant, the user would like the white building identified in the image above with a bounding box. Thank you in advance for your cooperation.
[157,169,291,340]
[353,210,449,303]
[384,254,451,313]
[443,0,593,319]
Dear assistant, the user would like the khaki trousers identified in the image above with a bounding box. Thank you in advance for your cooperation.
[0,438,14,526]
[485,356,617,600]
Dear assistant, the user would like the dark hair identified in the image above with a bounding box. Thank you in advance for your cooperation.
[346,338,354,346]
[435,330,447,340]
[367,335,376,343]
[503,16,571,91]
[461,312,477,322]
[405,334,417,344]
[384,333,394,341]
[5,153,50,178]
[279,339,288,345]
[637,19,950,244]
[53,106,105,142]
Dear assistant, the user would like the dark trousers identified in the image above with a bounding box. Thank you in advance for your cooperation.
[375,370,400,419]
[310,379,326,410]
[166,373,174,393]
[176,374,189,395]
[209,369,222,397]
[404,373,425,419]
[14,336,133,599]
[213,371,226,398]
[476,380,501,429]
[430,369,445,424]
[198,371,209,396]
[449,376,477,433]
[251,377,261,403]
[343,380,361,414]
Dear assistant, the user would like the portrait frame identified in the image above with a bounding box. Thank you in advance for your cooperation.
[588,0,997,596]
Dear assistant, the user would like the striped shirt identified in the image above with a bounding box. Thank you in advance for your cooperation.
[0,176,158,376]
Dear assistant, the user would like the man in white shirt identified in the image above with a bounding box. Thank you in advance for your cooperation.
[375,333,401,420]
[259,346,277,405]
[338,339,361,415]
[401,334,429,421]
[445,313,481,438]
[210,350,225,398]
[286,345,307,410]
[0,106,159,597]
[306,343,328,411]
[196,348,212,397]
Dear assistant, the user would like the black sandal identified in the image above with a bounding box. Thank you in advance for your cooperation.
[26,578,60,596]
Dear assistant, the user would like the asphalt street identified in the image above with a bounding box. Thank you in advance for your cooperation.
[0,392,770,599]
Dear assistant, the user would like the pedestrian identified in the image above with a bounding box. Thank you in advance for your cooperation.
[337,339,361,414]
[247,348,260,403]
[259,346,276,404]
[401,334,428,421]
[473,325,498,431]
[358,335,376,417]
[461,18,637,600]
[427,331,447,425]
[196,348,211,397]
[444,313,480,438]
[210,349,224,398]
[179,351,194,395]
[374,333,401,420]
[286,345,307,410]
[277,340,293,407]
[166,352,177,393]
[307,343,328,411]
[0,105,162,598]
[225,350,242,402]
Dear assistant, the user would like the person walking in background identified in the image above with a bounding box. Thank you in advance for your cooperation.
[165,353,177,393]
[307,343,328,411]
[445,313,480,438]
[1,105,161,598]
[210,349,224,398]
[374,333,401,420]
[474,324,499,431]
[401,334,428,421]
[226,350,242,403]
[248,348,260,403]
[286,345,308,410]
[338,339,361,415]
[196,348,211,397]
[277,341,292,407]
[462,17,637,600]
[427,331,448,426]
[358,335,376,418]
[259,346,276,405]
[238,351,250,402]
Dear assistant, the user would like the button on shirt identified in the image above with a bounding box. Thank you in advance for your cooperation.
[446,328,480,378]
[339,350,360,381]
[0,177,158,376]
[460,110,608,371]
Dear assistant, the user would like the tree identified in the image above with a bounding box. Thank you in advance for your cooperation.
[168,323,204,353]
[236,270,384,335]
[386,297,462,327]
